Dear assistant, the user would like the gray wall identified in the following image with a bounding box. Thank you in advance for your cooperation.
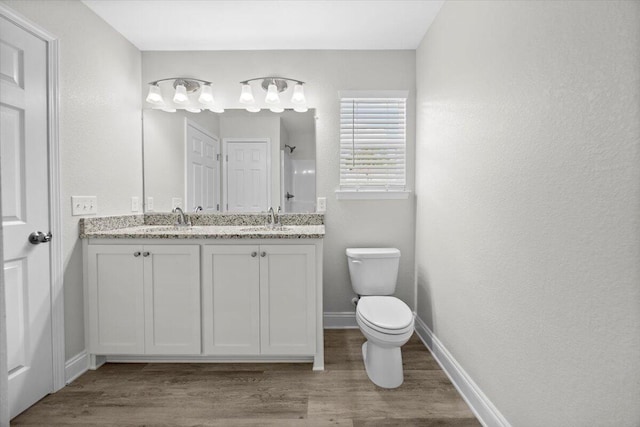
[142,51,417,313]
[415,1,640,425]
[1,0,143,360]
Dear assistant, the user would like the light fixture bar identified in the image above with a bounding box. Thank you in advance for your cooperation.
[148,77,213,86]
[239,76,305,85]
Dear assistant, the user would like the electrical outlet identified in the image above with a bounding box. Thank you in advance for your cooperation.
[131,196,139,212]
[71,196,98,216]
[147,197,154,211]
[171,198,183,210]
[317,197,327,213]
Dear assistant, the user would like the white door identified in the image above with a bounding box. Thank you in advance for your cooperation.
[225,140,269,212]
[0,16,53,418]
[186,122,219,212]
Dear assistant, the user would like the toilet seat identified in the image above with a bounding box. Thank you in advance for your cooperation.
[356,296,414,335]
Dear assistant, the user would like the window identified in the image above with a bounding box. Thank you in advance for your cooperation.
[337,91,409,199]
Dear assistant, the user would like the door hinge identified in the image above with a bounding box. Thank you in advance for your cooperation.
[216,203,220,211]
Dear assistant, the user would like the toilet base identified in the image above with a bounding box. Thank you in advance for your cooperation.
[362,341,404,388]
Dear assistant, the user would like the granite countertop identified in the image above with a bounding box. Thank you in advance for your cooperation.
[82,224,324,239]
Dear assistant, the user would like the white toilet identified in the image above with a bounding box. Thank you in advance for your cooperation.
[346,248,414,388]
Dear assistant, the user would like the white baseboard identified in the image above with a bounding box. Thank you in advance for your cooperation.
[323,311,358,329]
[64,351,89,384]
[414,315,511,427]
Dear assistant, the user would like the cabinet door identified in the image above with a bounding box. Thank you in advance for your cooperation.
[143,245,201,355]
[260,245,316,355]
[202,245,260,355]
[87,245,144,354]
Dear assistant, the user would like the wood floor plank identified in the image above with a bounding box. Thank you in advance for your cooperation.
[12,330,480,426]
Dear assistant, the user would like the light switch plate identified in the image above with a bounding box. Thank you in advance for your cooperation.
[71,196,97,216]
[131,197,139,212]
[171,198,183,210]
[317,197,326,213]
[146,197,154,211]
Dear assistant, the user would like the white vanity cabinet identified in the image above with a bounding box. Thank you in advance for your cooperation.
[86,244,201,355]
[83,229,324,370]
[202,244,316,356]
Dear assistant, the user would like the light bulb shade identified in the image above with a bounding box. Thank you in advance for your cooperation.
[246,106,261,113]
[198,84,214,104]
[239,84,255,104]
[146,84,164,104]
[291,83,306,104]
[293,105,308,113]
[173,84,188,104]
[265,83,280,104]
[269,106,284,113]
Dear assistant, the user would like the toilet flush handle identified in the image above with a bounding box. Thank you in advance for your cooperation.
[350,259,362,264]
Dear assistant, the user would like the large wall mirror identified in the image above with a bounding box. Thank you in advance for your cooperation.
[143,109,316,213]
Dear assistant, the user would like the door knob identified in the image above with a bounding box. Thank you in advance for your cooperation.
[251,251,257,257]
[261,251,267,257]
[134,251,141,257]
[142,251,150,257]
[28,231,52,245]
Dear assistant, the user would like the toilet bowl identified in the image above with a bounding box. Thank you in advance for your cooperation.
[346,248,414,388]
[356,296,414,388]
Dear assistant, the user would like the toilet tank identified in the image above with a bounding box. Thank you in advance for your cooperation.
[346,248,401,296]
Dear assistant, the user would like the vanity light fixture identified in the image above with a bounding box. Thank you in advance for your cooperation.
[265,82,280,104]
[145,77,221,113]
[238,77,308,113]
[173,82,189,104]
[145,83,163,104]
[239,83,255,104]
[198,83,214,104]
[291,83,305,104]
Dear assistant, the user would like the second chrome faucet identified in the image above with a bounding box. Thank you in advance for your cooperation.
[267,206,282,228]
[172,207,191,227]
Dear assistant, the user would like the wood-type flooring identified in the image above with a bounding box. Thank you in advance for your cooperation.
[12,330,481,426]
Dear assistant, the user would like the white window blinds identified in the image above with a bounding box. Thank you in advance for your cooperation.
[340,97,407,191]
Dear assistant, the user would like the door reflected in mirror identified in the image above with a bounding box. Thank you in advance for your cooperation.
[143,109,316,213]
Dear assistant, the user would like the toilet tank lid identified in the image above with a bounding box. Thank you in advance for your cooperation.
[346,248,401,259]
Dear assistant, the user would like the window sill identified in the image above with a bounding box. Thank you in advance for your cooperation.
[335,190,411,200]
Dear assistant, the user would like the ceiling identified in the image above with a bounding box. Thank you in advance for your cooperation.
[82,0,444,51]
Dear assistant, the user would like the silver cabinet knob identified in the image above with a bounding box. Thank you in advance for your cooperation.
[134,251,141,257]
[28,231,52,245]
[261,251,266,257]
[251,251,257,257]
[143,251,150,257]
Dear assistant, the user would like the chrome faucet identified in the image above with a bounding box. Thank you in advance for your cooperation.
[267,206,280,228]
[172,207,191,226]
